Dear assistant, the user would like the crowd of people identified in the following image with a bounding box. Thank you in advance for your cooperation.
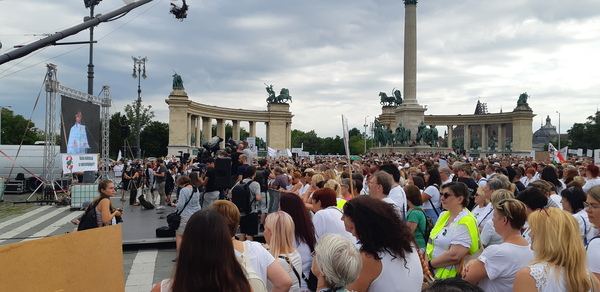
[88,151,600,291]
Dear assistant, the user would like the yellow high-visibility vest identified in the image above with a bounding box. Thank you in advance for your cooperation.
[426,209,480,279]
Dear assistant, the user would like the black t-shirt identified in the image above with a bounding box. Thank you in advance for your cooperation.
[204,168,217,192]
[457,177,479,210]
[230,151,242,174]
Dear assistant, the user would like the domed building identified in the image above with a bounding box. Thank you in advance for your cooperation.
[532,115,558,151]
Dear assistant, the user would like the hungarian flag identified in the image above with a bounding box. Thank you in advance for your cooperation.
[549,143,566,163]
[450,150,458,159]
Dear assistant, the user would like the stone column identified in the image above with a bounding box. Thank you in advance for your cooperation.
[166,88,190,156]
[188,113,192,146]
[195,116,201,147]
[447,125,453,149]
[286,122,292,149]
[265,122,270,148]
[481,124,488,151]
[216,119,226,149]
[202,117,212,142]
[498,123,506,151]
[249,121,256,137]
[232,120,241,141]
[403,1,418,106]
[464,124,471,151]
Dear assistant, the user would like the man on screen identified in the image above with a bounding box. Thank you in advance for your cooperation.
[67,111,89,153]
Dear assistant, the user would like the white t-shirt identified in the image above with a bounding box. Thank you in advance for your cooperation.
[267,251,302,292]
[471,203,493,228]
[388,185,407,219]
[382,197,404,221]
[480,219,503,247]
[367,248,423,292]
[422,185,440,210]
[477,243,534,292]
[583,177,600,192]
[550,194,563,209]
[587,236,600,274]
[234,240,275,284]
[313,207,356,243]
[294,240,313,291]
[574,209,598,244]
[431,209,473,260]
[113,164,123,177]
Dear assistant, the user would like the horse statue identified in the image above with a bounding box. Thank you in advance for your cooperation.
[379,92,395,106]
[395,123,406,145]
[517,92,529,105]
[428,125,438,147]
[276,88,292,103]
[416,121,428,143]
[393,88,402,106]
[265,84,276,103]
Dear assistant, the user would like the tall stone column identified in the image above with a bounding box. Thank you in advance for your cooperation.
[482,124,489,151]
[195,116,201,147]
[498,123,506,151]
[249,121,256,137]
[447,125,453,148]
[166,88,190,156]
[202,117,212,142]
[403,0,418,106]
[188,113,192,146]
[216,119,226,149]
[464,124,471,151]
[232,120,241,141]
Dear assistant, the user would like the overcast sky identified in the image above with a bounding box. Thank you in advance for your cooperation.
[1,0,599,143]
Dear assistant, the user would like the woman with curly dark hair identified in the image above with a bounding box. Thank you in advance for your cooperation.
[343,195,423,292]
[152,210,251,292]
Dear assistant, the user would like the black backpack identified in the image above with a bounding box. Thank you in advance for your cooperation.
[77,198,106,231]
[231,180,255,214]
[416,208,434,243]
[255,168,268,192]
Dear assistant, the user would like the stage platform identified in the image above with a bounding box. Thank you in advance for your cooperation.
[111,197,264,246]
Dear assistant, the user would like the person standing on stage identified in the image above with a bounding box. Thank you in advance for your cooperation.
[154,158,167,210]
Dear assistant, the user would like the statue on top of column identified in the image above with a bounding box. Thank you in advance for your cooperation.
[517,92,529,105]
[265,84,292,104]
[172,72,184,89]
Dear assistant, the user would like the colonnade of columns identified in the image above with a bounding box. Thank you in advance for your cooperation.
[186,114,258,148]
[444,123,509,151]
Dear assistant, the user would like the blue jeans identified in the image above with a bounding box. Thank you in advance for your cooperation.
[424,208,441,224]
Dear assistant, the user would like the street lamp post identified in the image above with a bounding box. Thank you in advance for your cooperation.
[363,116,369,154]
[84,0,102,95]
[132,56,147,159]
[0,105,12,145]
[556,111,561,150]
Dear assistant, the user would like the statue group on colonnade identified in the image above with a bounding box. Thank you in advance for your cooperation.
[265,84,293,104]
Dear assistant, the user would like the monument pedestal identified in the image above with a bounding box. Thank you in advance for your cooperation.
[371,146,451,155]
[395,104,427,142]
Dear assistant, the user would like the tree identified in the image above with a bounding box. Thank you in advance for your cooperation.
[0,108,44,145]
[123,101,155,149]
[140,121,169,157]
[348,127,362,138]
[567,111,600,150]
[108,112,129,158]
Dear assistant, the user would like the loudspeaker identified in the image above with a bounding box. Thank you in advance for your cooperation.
[82,171,96,183]
[214,157,231,189]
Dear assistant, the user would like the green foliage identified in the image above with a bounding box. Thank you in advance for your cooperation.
[123,101,155,145]
[291,128,370,155]
[140,121,169,157]
[108,112,129,158]
[0,108,44,145]
[567,111,600,150]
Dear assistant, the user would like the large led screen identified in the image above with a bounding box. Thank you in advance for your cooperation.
[60,96,101,154]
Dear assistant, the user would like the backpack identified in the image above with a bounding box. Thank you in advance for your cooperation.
[415,207,434,243]
[231,180,255,214]
[77,198,106,231]
[255,168,268,192]
[239,242,267,292]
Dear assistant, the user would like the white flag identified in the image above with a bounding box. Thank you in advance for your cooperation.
[341,115,350,158]
[286,148,292,157]
[267,147,277,157]
[116,150,122,162]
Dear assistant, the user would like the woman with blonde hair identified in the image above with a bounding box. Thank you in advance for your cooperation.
[264,211,303,292]
[462,199,533,292]
[480,189,514,247]
[301,173,325,209]
[323,169,338,182]
[211,200,293,292]
[514,207,600,291]
[324,179,347,209]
